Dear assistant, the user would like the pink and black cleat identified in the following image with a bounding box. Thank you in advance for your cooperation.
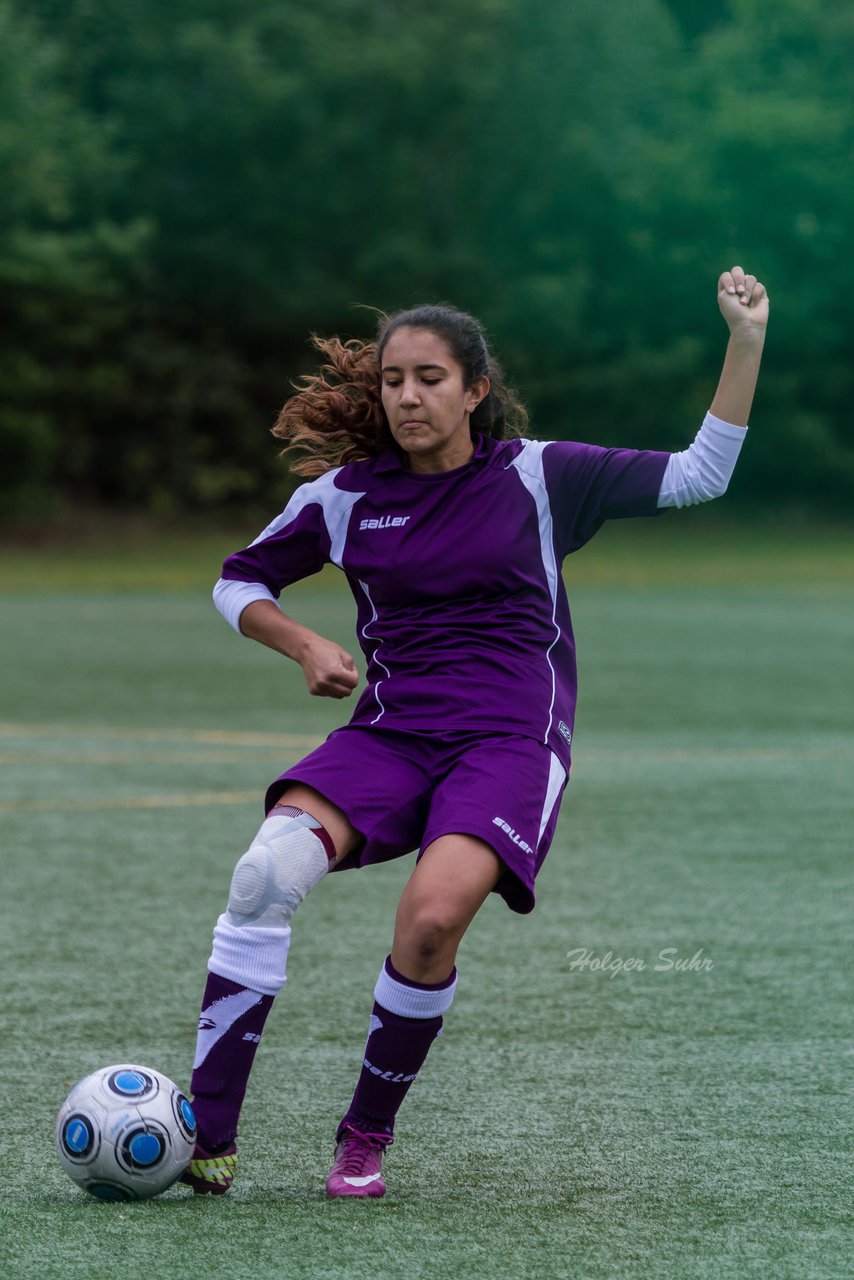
[325,1125,392,1199]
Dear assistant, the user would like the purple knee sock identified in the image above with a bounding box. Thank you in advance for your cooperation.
[340,957,458,1138]
[190,971,273,1150]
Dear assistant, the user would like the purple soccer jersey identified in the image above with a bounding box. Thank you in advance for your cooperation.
[218,433,670,770]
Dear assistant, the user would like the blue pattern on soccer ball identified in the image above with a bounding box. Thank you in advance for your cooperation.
[65,1118,91,1153]
[128,1132,163,1166]
[113,1070,149,1095]
[180,1098,196,1132]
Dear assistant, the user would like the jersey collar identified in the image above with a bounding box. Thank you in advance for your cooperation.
[372,433,494,476]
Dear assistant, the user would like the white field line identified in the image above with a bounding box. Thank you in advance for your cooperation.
[4,746,849,768]
[577,747,854,764]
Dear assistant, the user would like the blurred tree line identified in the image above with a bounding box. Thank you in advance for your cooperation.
[1,0,851,518]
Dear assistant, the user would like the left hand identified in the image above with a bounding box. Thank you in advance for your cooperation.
[718,265,769,337]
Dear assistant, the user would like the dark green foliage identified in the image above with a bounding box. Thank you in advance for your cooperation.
[1,0,851,515]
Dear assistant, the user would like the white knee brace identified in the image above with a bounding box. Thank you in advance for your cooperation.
[209,808,335,996]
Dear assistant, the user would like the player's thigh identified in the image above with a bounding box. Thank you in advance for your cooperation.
[274,782,360,865]
[424,734,567,914]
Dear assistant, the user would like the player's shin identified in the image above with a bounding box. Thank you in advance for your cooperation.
[190,805,336,1151]
[338,956,458,1139]
[190,974,273,1152]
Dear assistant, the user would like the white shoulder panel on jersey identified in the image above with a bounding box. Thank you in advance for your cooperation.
[507,437,551,483]
[508,441,558,602]
[249,467,366,566]
[213,469,366,631]
[508,442,561,744]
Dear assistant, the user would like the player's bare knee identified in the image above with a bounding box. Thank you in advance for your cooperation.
[401,909,460,966]
[226,809,335,928]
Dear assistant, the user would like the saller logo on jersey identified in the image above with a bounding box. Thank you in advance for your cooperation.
[492,817,534,856]
[359,515,411,530]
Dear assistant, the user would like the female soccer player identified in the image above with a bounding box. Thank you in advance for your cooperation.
[183,266,768,1198]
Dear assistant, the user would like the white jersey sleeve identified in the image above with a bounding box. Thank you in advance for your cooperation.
[658,412,747,508]
[213,577,278,633]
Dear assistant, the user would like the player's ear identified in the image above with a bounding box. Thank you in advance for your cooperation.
[466,376,490,413]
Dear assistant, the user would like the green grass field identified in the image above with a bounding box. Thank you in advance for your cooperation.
[1,517,851,1280]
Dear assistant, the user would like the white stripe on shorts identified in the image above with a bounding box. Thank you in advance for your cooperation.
[538,751,567,848]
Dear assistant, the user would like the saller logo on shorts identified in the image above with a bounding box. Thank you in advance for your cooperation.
[492,817,534,856]
[359,515,411,530]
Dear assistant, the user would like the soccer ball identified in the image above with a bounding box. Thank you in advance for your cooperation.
[56,1064,196,1201]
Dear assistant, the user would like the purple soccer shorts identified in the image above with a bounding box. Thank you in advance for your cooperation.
[265,727,567,913]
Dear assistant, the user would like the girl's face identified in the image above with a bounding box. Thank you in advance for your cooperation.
[380,327,489,473]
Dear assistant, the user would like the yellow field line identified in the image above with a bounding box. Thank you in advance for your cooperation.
[0,720,851,795]
[0,725,850,768]
[0,750,303,766]
[0,790,259,814]
[0,722,321,749]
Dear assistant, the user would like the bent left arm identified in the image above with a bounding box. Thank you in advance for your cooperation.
[659,265,769,509]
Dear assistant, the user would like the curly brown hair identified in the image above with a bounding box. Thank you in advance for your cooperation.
[272,305,528,477]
